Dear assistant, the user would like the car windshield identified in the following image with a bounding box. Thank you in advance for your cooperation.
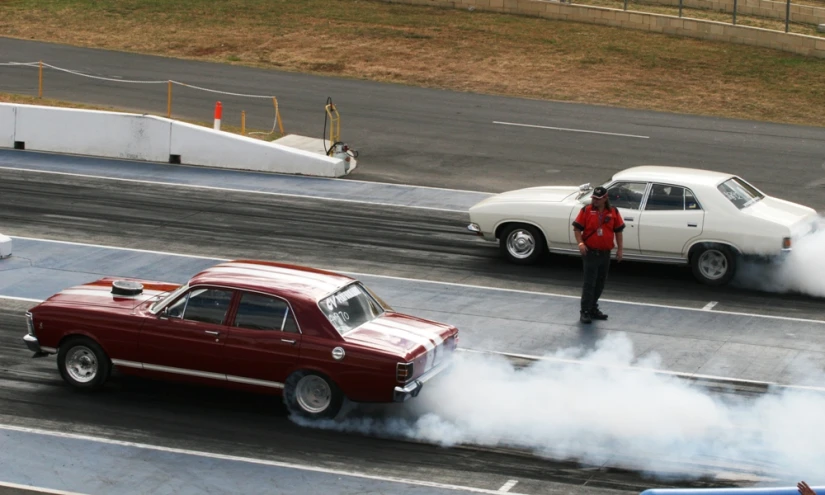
[150,283,189,314]
[717,177,764,209]
[319,283,385,335]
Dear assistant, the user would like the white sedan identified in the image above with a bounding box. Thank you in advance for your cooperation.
[467,166,819,285]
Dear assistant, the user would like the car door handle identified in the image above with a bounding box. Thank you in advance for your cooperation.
[624,217,634,221]
[281,339,296,345]
[204,330,220,335]
[688,223,698,227]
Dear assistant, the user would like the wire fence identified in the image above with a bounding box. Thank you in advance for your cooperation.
[0,61,284,137]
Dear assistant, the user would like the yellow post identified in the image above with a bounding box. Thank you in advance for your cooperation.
[325,102,340,153]
[273,97,284,135]
[241,111,246,135]
[167,81,172,118]
[38,61,43,98]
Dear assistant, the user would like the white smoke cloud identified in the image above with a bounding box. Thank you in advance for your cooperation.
[296,333,825,481]
[735,218,825,297]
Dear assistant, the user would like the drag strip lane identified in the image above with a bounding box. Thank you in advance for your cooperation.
[0,168,822,321]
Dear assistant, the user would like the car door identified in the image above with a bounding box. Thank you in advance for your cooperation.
[223,291,302,389]
[605,181,647,254]
[639,184,704,258]
[138,287,234,381]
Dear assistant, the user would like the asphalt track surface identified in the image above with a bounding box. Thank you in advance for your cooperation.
[2,37,825,208]
[1,37,824,494]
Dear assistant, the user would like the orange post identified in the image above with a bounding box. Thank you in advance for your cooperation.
[241,111,246,135]
[213,101,223,130]
[38,61,43,98]
[273,97,284,135]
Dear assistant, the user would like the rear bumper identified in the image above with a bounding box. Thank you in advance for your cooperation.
[393,360,451,402]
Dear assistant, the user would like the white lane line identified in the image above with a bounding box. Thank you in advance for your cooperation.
[703,301,719,311]
[0,166,473,214]
[498,480,519,492]
[0,424,528,495]
[0,481,89,495]
[459,348,825,393]
[5,236,825,326]
[493,121,650,139]
[0,295,42,302]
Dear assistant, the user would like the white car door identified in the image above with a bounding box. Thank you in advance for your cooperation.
[638,184,704,258]
[604,181,646,254]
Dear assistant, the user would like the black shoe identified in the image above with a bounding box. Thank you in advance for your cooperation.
[580,311,592,324]
[590,309,608,320]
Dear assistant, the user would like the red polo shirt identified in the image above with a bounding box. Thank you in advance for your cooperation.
[572,205,625,251]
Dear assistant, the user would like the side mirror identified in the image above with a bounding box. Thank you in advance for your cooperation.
[578,182,591,192]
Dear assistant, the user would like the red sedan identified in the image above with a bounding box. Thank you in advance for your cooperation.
[23,260,459,419]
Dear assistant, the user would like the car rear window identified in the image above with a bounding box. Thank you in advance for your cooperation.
[319,283,384,335]
[717,177,764,209]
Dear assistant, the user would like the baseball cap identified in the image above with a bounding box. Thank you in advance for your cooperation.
[591,186,608,199]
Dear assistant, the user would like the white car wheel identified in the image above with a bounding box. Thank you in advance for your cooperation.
[57,337,111,390]
[284,371,344,420]
[500,224,545,265]
[691,246,736,286]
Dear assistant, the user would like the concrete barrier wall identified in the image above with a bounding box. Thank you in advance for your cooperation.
[167,119,348,177]
[384,0,825,58]
[636,0,825,25]
[0,103,350,177]
[0,105,16,148]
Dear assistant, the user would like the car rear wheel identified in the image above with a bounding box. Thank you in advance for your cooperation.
[691,245,736,286]
[57,337,111,391]
[499,224,545,265]
[284,371,344,420]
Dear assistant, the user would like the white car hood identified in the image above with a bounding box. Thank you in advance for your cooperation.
[743,197,817,231]
[474,186,580,206]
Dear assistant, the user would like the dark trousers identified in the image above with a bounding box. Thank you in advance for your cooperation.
[581,249,611,313]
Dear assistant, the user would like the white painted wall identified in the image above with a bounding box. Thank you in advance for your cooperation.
[0,103,351,177]
[167,119,348,177]
[0,105,15,148]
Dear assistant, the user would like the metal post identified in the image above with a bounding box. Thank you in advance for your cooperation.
[679,0,683,17]
[38,61,43,98]
[167,81,172,118]
[732,0,737,25]
[785,0,791,32]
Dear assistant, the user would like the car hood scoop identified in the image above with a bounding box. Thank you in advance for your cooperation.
[46,278,178,310]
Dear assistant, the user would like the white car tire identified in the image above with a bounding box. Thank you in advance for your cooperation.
[499,224,546,265]
[691,245,736,286]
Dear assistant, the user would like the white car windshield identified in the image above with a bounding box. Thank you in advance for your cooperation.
[319,283,385,335]
[717,177,764,209]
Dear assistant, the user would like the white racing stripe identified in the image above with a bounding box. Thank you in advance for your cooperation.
[59,288,164,301]
[370,318,444,371]
[206,264,344,294]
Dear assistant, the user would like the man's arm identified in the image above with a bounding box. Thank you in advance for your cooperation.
[615,232,623,262]
[574,228,587,255]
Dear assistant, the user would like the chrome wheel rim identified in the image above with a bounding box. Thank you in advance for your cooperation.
[698,250,728,281]
[506,229,536,259]
[65,345,98,383]
[295,375,331,414]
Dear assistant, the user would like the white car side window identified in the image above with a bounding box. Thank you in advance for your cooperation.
[606,182,647,210]
[645,184,686,211]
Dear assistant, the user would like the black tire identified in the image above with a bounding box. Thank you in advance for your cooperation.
[499,224,546,265]
[57,336,111,391]
[691,245,736,286]
[283,371,344,420]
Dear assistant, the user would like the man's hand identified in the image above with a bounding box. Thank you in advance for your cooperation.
[616,248,623,262]
[578,243,587,256]
[799,481,817,495]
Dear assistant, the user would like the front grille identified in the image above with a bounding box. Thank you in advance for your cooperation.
[25,312,35,336]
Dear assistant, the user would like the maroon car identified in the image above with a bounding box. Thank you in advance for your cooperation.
[23,260,459,419]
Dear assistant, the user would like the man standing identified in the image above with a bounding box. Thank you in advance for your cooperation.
[572,186,625,324]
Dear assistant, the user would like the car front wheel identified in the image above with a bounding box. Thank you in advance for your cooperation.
[499,224,546,265]
[691,245,736,286]
[284,371,344,420]
[57,336,111,391]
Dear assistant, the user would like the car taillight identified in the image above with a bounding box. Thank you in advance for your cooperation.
[782,237,792,249]
[396,362,414,383]
[25,312,35,336]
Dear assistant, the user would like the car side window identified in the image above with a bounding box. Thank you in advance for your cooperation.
[173,288,234,325]
[606,182,647,210]
[685,189,701,210]
[645,184,686,211]
[234,292,299,333]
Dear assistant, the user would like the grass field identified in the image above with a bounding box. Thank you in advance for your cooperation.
[1,0,825,127]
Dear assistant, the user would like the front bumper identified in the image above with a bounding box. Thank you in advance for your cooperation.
[393,360,451,402]
[23,334,42,353]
